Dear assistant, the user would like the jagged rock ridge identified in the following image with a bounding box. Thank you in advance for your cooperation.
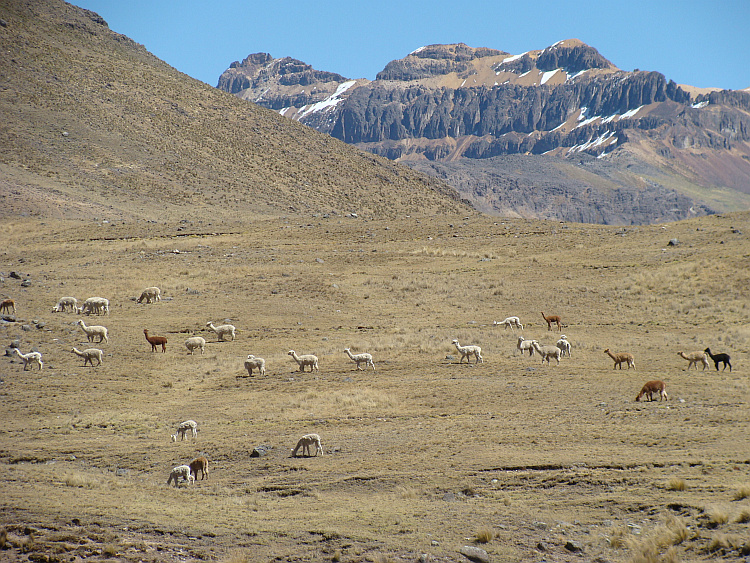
[217,40,750,225]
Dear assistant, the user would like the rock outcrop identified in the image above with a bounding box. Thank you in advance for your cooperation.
[217,40,750,224]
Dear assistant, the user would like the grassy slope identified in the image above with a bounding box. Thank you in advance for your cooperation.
[0,211,749,562]
[0,0,465,222]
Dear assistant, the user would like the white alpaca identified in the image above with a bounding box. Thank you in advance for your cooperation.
[77,319,108,343]
[291,433,323,457]
[288,350,319,372]
[494,316,523,331]
[12,348,43,370]
[185,336,206,355]
[71,347,103,367]
[137,286,161,304]
[677,350,710,371]
[81,297,109,315]
[451,339,483,364]
[171,420,198,441]
[531,341,562,365]
[516,336,537,356]
[167,465,194,486]
[52,296,78,313]
[344,348,375,371]
[206,321,236,341]
[244,354,266,376]
[556,335,571,358]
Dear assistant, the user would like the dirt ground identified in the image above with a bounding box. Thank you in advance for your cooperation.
[1,212,749,562]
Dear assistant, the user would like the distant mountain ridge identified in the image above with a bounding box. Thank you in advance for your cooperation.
[218,40,750,225]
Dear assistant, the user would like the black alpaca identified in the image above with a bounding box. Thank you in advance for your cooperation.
[704,347,732,372]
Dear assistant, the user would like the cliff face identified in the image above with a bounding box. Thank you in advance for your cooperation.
[217,41,750,224]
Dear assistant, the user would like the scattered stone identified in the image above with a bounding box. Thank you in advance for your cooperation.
[21,324,33,331]
[442,492,456,501]
[9,271,21,279]
[115,468,128,476]
[536,541,551,552]
[667,238,680,246]
[445,354,455,361]
[315,258,324,263]
[565,540,583,552]
[460,545,490,563]
[250,444,273,457]
[21,279,31,287]
[533,521,548,530]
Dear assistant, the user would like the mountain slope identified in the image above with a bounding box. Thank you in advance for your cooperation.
[0,0,466,221]
[220,41,750,225]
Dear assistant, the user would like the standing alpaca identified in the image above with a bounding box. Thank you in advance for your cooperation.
[604,348,635,370]
[188,456,209,481]
[12,348,43,370]
[704,347,731,372]
[288,350,319,372]
[144,329,167,352]
[541,312,562,331]
[77,319,108,343]
[0,298,16,315]
[635,380,668,402]
[451,339,483,364]
[291,433,324,457]
[344,348,375,371]
[677,351,709,371]
[71,347,103,367]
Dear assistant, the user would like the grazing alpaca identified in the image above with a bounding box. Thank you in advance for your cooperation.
[188,456,209,481]
[635,380,668,402]
[171,420,198,441]
[0,298,16,315]
[541,312,562,331]
[143,329,167,352]
[244,354,266,376]
[344,348,375,371]
[185,336,206,355]
[206,321,236,342]
[704,347,731,372]
[71,347,103,367]
[451,339,483,364]
[604,348,635,370]
[291,433,324,457]
[678,351,709,371]
[494,316,523,331]
[52,296,78,313]
[167,465,194,486]
[288,350,319,372]
[531,341,562,365]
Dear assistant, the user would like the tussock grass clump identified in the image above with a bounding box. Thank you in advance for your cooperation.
[63,472,101,489]
[734,508,750,524]
[474,527,494,543]
[733,484,750,500]
[706,506,729,527]
[221,549,253,563]
[666,477,687,491]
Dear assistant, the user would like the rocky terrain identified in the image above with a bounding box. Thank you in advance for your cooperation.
[219,42,750,224]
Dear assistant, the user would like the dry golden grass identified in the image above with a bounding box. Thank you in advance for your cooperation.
[0,211,749,562]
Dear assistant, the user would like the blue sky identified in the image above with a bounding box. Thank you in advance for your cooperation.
[72,0,749,91]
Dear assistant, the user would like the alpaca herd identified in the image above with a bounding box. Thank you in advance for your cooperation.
[2,287,739,491]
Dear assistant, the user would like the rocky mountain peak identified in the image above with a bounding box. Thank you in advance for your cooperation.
[376,43,508,81]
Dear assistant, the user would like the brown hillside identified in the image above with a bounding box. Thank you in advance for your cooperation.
[0,0,466,221]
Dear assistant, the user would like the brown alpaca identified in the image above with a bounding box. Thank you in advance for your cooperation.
[604,348,635,369]
[189,456,209,480]
[0,298,16,315]
[143,329,167,352]
[635,380,668,402]
[540,311,562,331]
